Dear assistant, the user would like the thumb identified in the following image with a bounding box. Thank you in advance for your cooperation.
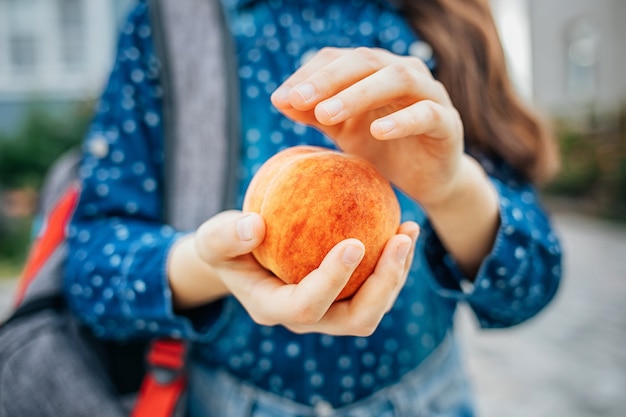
[195,210,265,264]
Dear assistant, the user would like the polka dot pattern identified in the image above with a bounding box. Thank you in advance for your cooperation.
[63,0,562,410]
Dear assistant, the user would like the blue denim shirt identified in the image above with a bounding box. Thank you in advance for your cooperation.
[65,0,562,408]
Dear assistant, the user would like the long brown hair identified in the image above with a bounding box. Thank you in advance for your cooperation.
[401,0,559,183]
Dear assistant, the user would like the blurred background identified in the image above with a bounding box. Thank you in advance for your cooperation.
[0,0,624,416]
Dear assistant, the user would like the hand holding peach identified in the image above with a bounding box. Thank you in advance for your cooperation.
[243,145,402,300]
[168,145,419,336]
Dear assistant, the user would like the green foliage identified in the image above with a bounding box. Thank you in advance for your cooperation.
[0,103,92,189]
[546,110,626,221]
[0,103,93,267]
[547,128,600,196]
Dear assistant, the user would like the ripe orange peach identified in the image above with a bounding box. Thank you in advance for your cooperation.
[243,145,401,300]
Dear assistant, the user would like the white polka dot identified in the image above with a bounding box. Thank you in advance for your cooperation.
[138,25,151,38]
[145,112,160,127]
[123,120,136,133]
[78,230,91,243]
[134,280,146,293]
[131,69,145,83]
[111,149,125,163]
[88,137,109,158]
[70,284,83,295]
[94,303,105,314]
[286,342,301,357]
[359,21,373,36]
[354,338,368,349]
[340,392,354,404]
[247,145,260,159]
[406,322,420,336]
[338,355,351,369]
[515,246,526,259]
[257,69,271,83]
[421,333,435,349]
[360,373,375,387]
[261,340,275,354]
[143,178,157,192]
[410,302,424,316]
[391,39,407,54]
[109,254,121,267]
[126,202,138,213]
[96,184,109,197]
[304,359,317,372]
[239,65,253,79]
[258,358,272,371]
[310,373,324,387]
[270,131,284,144]
[103,243,115,255]
[361,352,376,367]
[122,97,135,110]
[409,40,433,61]
[320,335,334,347]
[246,85,259,98]
[246,128,261,143]
[341,376,355,389]
[384,338,398,352]
[115,225,129,240]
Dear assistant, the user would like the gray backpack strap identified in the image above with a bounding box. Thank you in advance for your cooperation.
[151,0,241,231]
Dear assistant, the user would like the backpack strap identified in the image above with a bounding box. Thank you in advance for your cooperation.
[153,0,241,231]
[131,339,188,417]
[13,183,80,307]
[129,0,240,415]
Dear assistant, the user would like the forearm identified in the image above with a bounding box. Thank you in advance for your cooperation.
[167,233,230,309]
[421,155,500,278]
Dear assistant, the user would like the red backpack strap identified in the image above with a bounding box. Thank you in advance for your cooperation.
[131,338,188,417]
[14,183,80,307]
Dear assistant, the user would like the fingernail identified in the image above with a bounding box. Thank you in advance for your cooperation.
[237,215,254,241]
[375,118,395,135]
[395,242,411,263]
[342,244,364,265]
[319,98,343,119]
[293,83,315,102]
[271,86,289,103]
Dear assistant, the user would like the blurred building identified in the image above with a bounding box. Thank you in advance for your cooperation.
[0,0,134,135]
[492,0,626,119]
[0,0,624,135]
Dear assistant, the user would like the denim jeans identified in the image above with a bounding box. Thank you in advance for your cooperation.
[187,333,475,417]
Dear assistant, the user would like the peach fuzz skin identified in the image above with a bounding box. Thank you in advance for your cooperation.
[243,145,401,300]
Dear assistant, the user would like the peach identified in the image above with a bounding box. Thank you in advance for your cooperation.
[243,145,401,300]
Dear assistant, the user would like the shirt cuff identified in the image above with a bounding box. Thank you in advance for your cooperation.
[421,177,543,307]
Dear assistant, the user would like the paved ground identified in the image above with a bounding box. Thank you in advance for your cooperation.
[1,209,625,416]
[457,209,626,417]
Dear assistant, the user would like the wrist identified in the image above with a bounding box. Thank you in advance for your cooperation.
[168,233,229,309]
[421,155,492,215]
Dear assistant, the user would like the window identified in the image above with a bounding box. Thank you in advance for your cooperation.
[7,0,38,73]
[565,18,599,100]
[58,0,85,69]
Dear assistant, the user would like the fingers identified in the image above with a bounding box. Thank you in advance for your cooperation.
[195,210,265,264]
[370,100,463,141]
[255,239,365,326]
[287,221,420,336]
[271,47,436,113]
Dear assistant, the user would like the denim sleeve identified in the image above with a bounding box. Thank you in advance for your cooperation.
[421,157,563,329]
[64,1,231,342]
